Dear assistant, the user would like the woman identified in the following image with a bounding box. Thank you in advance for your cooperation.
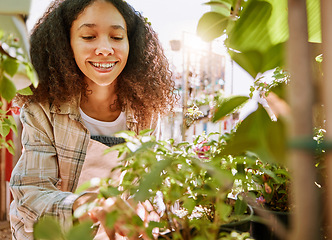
[9,0,177,239]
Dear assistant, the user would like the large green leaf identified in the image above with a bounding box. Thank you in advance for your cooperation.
[197,11,229,42]
[34,216,65,240]
[261,42,285,73]
[205,0,232,17]
[65,220,94,240]
[228,42,285,79]
[213,95,249,122]
[228,49,263,78]
[228,1,273,53]
[0,75,16,101]
[265,0,289,45]
[307,0,321,43]
[221,105,287,164]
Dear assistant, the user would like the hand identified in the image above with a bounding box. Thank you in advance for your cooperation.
[72,193,98,222]
[88,198,159,240]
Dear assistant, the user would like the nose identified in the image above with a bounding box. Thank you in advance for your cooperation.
[95,38,114,56]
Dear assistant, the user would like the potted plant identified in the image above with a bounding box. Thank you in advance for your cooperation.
[33,128,255,240]
[234,157,290,240]
[99,130,254,239]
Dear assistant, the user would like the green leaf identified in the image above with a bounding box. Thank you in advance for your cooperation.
[213,95,249,122]
[307,0,321,43]
[6,115,17,134]
[139,128,154,135]
[17,86,33,95]
[5,139,15,155]
[25,62,38,88]
[229,49,262,78]
[34,216,65,240]
[234,198,247,215]
[3,58,19,77]
[265,0,289,44]
[197,11,229,42]
[0,122,10,137]
[66,220,94,240]
[261,42,286,73]
[148,221,165,229]
[105,210,119,228]
[221,104,286,164]
[205,1,232,17]
[99,185,121,198]
[183,198,197,214]
[216,201,232,222]
[74,180,93,194]
[0,75,16,101]
[135,158,172,202]
[228,1,273,53]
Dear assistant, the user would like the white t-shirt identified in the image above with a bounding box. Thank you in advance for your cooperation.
[79,108,127,136]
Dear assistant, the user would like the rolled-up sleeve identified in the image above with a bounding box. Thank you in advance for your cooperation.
[9,104,82,234]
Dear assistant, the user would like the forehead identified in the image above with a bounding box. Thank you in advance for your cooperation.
[71,0,127,31]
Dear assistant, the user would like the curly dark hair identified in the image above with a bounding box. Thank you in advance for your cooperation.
[16,0,177,128]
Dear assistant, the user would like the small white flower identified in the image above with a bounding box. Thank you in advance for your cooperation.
[90,177,101,187]
[127,142,139,152]
[141,136,152,143]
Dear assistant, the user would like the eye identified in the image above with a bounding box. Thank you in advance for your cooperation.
[82,36,95,40]
[111,36,123,41]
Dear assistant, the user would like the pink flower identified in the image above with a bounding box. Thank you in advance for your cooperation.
[194,140,211,159]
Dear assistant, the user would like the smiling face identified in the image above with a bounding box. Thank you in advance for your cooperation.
[70,0,129,87]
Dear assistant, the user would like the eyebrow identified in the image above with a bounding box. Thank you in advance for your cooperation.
[77,23,126,31]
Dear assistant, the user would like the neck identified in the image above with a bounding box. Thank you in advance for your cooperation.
[80,79,121,121]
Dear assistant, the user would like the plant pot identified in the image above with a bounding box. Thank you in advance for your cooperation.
[250,206,289,240]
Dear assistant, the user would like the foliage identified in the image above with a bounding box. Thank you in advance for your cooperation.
[210,67,291,213]
[33,130,254,240]
[197,0,321,79]
[185,105,204,128]
[249,67,289,99]
[236,159,290,212]
[0,30,37,154]
[104,130,252,239]
[213,98,287,165]
[34,216,95,240]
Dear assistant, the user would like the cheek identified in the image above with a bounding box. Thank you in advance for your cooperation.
[72,44,90,65]
[120,42,130,62]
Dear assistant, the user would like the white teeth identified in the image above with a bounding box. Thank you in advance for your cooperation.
[91,62,115,69]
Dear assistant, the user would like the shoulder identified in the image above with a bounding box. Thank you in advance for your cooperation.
[21,99,80,119]
[20,101,78,128]
[21,101,51,120]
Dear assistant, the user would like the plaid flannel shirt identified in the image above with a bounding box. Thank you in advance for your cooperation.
[9,98,159,239]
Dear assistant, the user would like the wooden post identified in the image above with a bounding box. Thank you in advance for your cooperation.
[287,0,320,239]
[321,0,332,239]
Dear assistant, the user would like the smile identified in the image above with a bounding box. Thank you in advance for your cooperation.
[90,62,116,69]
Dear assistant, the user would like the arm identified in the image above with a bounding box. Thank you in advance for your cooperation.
[9,103,82,233]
